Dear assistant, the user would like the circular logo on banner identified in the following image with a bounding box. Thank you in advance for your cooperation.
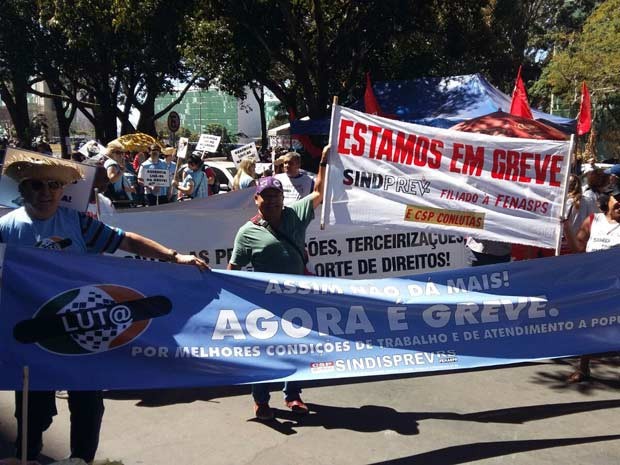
[34,285,150,355]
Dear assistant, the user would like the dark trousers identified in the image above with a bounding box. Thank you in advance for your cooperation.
[471,250,511,267]
[145,194,169,206]
[15,390,104,462]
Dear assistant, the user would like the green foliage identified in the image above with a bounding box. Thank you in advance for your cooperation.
[535,0,620,158]
[540,0,619,95]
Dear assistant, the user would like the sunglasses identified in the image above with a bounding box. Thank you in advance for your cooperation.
[27,179,64,191]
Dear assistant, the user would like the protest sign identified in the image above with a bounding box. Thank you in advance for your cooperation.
[78,140,106,158]
[195,134,221,153]
[230,142,258,165]
[177,137,189,159]
[1,244,619,390]
[0,148,96,213]
[324,105,572,249]
[102,190,469,278]
[142,168,170,188]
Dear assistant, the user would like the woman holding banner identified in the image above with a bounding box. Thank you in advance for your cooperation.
[563,183,620,382]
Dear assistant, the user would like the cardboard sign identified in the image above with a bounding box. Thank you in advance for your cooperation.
[230,142,258,165]
[0,148,96,213]
[78,140,106,158]
[177,137,189,159]
[195,134,221,153]
[142,168,170,187]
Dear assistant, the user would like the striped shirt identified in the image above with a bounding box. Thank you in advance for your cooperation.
[0,206,124,254]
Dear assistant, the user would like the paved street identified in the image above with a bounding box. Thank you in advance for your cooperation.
[1,356,619,465]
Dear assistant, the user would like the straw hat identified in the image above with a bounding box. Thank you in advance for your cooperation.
[3,154,84,185]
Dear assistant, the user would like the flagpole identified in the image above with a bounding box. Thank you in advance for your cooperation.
[320,96,338,230]
[21,366,29,465]
[94,187,101,219]
[555,134,576,256]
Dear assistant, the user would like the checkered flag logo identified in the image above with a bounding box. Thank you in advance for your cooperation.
[57,286,133,352]
[14,284,168,356]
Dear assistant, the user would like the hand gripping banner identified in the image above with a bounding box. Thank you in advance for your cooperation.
[1,244,619,390]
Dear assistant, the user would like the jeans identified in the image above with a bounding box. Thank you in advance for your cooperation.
[252,382,302,404]
[14,390,104,462]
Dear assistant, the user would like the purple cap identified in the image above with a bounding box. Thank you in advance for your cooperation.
[256,176,283,195]
[604,165,620,176]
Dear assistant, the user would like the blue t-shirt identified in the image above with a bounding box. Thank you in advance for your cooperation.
[104,158,133,200]
[182,169,209,199]
[0,206,125,254]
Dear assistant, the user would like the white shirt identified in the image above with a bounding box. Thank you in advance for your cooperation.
[586,213,620,252]
[276,171,314,206]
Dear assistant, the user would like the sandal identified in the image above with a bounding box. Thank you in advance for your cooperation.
[567,369,591,383]
[285,398,309,415]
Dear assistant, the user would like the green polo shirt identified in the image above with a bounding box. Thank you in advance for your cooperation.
[230,196,315,275]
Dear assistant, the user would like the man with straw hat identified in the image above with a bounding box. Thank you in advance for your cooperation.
[0,153,208,464]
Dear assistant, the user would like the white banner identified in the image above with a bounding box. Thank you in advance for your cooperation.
[230,142,258,165]
[143,168,170,187]
[196,134,221,153]
[102,190,469,278]
[324,105,572,249]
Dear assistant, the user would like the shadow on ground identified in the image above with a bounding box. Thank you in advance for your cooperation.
[531,355,620,393]
[368,434,620,464]
[249,397,620,436]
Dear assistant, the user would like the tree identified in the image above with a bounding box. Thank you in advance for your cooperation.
[535,0,620,156]
[189,1,439,120]
[0,0,39,147]
[189,0,576,124]
[37,0,204,143]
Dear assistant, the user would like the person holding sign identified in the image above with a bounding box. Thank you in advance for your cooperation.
[227,145,329,421]
[173,154,209,200]
[0,155,208,465]
[138,144,169,206]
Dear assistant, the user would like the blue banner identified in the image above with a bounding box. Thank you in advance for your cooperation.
[1,245,619,390]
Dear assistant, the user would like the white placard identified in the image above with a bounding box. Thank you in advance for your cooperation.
[0,148,96,213]
[142,168,170,187]
[195,134,221,153]
[230,142,258,165]
[177,137,189,159]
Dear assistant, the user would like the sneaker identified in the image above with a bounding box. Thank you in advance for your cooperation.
[285,398,309,415]
[254,402,274,421]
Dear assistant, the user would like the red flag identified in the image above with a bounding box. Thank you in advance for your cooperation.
[364,73,383,116]
[577,81,592,135]
[509,66,533,119]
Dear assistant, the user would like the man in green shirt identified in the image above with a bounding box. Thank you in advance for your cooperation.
[228,146,329,421]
